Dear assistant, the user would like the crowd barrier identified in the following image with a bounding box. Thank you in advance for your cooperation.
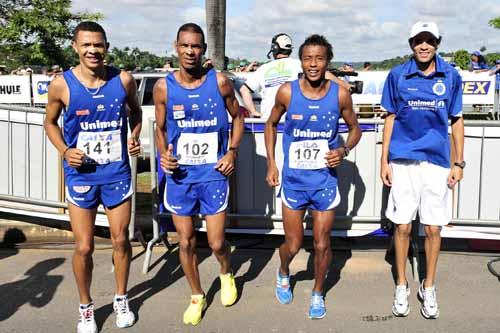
[143,117,500,273]
[0,104,139,238]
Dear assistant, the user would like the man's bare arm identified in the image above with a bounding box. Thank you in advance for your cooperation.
[120,71,142,140]
[44,77,85,167]
[264,83,290,187]
[240,84,261,117]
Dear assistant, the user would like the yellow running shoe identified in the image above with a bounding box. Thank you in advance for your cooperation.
[183,294,206,326]
[220,272,238,306]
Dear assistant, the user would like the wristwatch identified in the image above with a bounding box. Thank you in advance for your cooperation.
[343,146,351,157]
[454,161,466,169]
[228,147,239,155]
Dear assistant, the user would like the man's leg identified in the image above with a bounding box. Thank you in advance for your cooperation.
[106,198,136,328]
[423,225,441,287]
[394,223,412,285]
[279,205,306,275]
[310,210,335,293]
[205,211,230,274]
[68,203,97,305]
[171,215,203,295]
[206,211,237,306]
[105,199,132,296]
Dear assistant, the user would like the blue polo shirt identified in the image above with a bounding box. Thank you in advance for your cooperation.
[381,55,462,168]
[491,66,500,90]
[469,61,489,71]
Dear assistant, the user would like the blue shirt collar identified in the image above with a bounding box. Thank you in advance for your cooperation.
[405,55,446,78]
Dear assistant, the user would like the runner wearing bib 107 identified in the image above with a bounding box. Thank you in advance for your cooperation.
[153,23,244,326]
[44,21,141,333]
[265,34,361,320]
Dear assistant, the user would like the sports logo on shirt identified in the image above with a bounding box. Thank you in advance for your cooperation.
[309,115,318,121]
[76,109,90,116]
[192,104,199,111]
[73,185,91,193]
[432,81,446,96]
[173,104,184,111]
[291,114,303,120]
[97,104,106,112]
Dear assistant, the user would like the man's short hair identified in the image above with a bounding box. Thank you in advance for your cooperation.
[298,34,333,63]
[176,23,205,45]
[72,21,107,42]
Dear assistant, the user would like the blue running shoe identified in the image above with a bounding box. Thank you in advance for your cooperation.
[308,292,326,319]
[275,269,292,304]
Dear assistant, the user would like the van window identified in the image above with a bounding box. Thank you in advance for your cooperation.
[142,77,159,106]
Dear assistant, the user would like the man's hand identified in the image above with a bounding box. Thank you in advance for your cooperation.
[447,166,463,189]
[127,136,141,156]
[64,148,85,168]
[215,151,236,176]
[380,161,392,187]
[266,164,280,187]
[160,144,179,173]
[325,148,344,168]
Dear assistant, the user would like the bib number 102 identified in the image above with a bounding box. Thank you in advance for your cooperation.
[183,142,209,156]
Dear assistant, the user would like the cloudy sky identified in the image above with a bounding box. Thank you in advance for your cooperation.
[72,0,500,62]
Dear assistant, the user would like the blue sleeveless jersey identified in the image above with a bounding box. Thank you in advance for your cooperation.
[62,67,130,186]
[166,69,229,184]
[282,79,340,190]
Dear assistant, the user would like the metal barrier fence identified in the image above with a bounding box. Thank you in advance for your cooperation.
[143,117,500,273]
[0,104,139,238]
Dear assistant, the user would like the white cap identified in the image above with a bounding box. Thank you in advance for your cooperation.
[409,21,440,39]
[275,34,292,50]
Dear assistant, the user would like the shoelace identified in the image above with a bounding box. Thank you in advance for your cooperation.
[79,306,94,323]
[395,286,408,305]
[277,275,290,289]
[311,295,324,308]
[423,288,437,307]
[114,297,130,315]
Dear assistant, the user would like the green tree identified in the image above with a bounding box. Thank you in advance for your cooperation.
[489,17,500,29]
[454,49,470,70]
[0,0,102,69]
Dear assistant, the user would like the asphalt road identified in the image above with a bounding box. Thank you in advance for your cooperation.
[1,240,500,333]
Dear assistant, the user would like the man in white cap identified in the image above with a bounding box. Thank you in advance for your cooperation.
[240,33,302,119]
[380,22,465,319]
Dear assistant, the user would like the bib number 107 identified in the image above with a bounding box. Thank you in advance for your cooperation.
[294,147,320,161]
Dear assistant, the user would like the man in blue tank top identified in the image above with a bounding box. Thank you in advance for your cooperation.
[44,22,141,333]
[265,35,361,319]
[380,22,464,320]
[154,23,244,326]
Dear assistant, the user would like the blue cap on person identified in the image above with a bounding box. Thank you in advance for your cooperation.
[449,61,456,67]
[344,62,353,67]
[409,21,440,39]
[472,50,481,56]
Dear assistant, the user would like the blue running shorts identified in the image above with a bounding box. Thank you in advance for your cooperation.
[164,179,229,216]
[66,179,133,209]
[279,186,340,211]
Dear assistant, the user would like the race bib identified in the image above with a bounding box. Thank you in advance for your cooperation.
[76,130,122,165]
[176,132,218,165]
[289,139,329,170]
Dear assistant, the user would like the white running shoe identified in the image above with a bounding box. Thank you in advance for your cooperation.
[77,303,98,333]
[392,284,410,317]
[113,295,136,328]
[418,280,439,319]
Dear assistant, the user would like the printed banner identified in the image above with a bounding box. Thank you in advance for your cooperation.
[32,75,51,104]
[0,75,31,104]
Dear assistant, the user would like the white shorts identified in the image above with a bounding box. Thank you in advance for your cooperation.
[385,160,452,226]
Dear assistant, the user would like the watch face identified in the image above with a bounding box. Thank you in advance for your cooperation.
[455,161,466,168]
